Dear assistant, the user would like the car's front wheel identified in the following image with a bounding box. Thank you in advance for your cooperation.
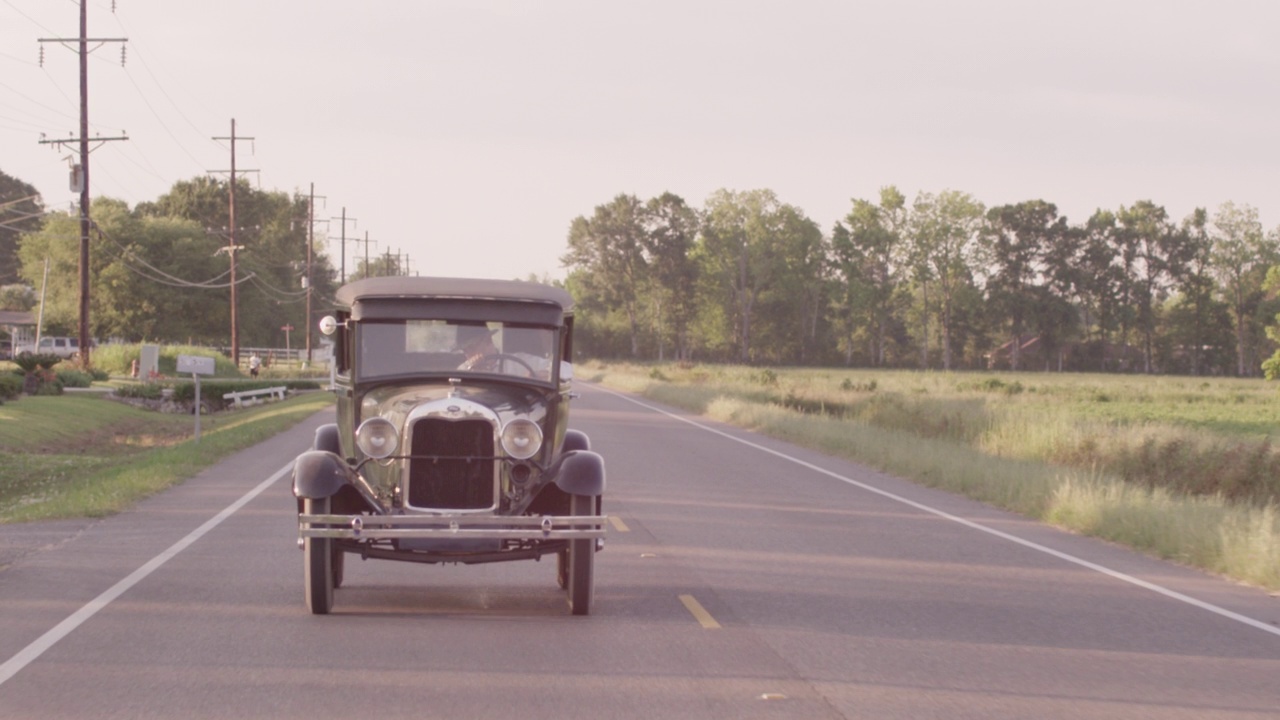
[303,496,334,614]
[568,493,596,615]
[332,545,345,589]
[556,549,569,590]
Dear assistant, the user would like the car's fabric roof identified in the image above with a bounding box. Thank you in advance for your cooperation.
[335,276,573,312]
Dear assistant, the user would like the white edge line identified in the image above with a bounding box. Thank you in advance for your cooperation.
[0,462,294,687]
[590,384,1280,639]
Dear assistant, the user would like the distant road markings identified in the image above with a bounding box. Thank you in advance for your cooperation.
[591,384,1280,640]
[0,462,293,688]
[679,594,721,629]
[608,515,629,532]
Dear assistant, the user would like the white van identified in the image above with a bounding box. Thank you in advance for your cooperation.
[18,336,83,358]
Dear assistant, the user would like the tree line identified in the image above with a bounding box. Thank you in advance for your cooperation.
[1,172,404,355]
[5,166,1280,377]
[562,188,1280,377]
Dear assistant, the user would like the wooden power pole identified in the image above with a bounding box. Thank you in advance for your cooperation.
[331,208,357,284]
[37,0,127,367]
[210,119,257,367]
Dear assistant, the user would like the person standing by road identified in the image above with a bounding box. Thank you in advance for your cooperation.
[248,352,262,378]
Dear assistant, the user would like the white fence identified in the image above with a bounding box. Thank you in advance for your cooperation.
[225,346,332,372]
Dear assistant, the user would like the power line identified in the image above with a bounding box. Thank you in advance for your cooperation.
[92,221,239,288]
[0,78,77,124]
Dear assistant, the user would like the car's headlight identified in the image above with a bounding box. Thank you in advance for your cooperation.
[356,417,399,459]
[500,418,543,460]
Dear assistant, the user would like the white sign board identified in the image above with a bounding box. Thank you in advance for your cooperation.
[176,354,216,376]
[140,344,160,379]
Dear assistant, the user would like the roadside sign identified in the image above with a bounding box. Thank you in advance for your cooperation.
[176,354,216,443]
[176,354,216,376]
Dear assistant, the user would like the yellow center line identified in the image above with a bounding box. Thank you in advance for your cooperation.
[608,515,629,532]
[678,594,721,629]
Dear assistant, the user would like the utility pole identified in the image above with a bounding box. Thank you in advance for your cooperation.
[210,119,258,367]
[352,231,377,278]
[37,1,127,367]
[331,208,357,284]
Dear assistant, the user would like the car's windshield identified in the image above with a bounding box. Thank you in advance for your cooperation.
[357,320,560,381]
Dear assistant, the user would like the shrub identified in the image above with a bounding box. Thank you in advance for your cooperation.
[33,374,63,395]
[110,378,322,409]
[14,357,63,395]
[960,377,1024,395]
[63,356,110,382]
[1263,353,1280,380]
[91,344,239,378]
[13,352,62,373]
[55,368,94,388]
[113,383,165,400]
[751,368,779,386]
[171,379,322,407]
[841,378,878,392]
[0,373,21,401]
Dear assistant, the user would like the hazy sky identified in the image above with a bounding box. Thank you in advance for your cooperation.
[2,0,1277,282]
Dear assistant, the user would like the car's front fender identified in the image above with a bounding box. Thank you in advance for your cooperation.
[293,450,355,499]
[562,429,590,452]
[550,449,605,497]
[314,424,341,455]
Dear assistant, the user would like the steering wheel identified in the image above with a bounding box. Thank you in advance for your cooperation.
[462,353,537,377]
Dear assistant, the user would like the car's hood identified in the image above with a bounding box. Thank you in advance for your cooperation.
[357,381,551,425]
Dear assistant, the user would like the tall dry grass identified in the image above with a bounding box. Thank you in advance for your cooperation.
[583,361,1280,591]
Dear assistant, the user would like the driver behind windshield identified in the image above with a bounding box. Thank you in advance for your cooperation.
[456,324,501,371]
[454,323,557,379]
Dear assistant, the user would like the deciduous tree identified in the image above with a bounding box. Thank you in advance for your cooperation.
[561,194,649,356]
[0,170,44,286]
[641,193,700,361]
[907,190,985,370]
[1210,202,1278,376]
[983,200,1067,370]
[700,189,814,363]
[832,186,906,366]
[1116,200,1184,373]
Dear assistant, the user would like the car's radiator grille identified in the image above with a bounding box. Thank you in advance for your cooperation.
[407,418,495,509]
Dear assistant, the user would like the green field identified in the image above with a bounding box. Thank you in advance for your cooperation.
[0,391,334,523]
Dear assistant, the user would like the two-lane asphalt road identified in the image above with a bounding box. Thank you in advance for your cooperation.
[1,383,1278,719]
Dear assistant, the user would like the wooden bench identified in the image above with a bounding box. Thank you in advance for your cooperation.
[223,386,288,408]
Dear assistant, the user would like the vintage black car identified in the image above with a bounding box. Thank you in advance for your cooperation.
[293,276,606,615]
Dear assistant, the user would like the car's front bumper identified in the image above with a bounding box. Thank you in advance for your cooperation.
[298,512,607,542]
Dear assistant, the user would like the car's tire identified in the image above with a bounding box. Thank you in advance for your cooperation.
[556,549,569,590]
[304,496,334,615]
[332,546,345,589]
[568,493,595,616]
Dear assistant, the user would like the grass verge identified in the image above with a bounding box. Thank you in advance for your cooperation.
[0,392,333,524]
[584,361,1280,592]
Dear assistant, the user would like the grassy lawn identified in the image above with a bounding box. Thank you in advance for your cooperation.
[0,391,334,523]
[581,361,1280,592]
